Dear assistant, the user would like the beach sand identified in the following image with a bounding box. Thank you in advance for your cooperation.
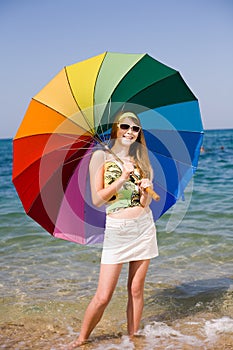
[1,286,233,350]
[1,310,233,349]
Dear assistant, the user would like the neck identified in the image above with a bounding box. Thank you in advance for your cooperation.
[111,142,130,159]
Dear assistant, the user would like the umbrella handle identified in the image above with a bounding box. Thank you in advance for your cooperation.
[130,173,160,201]
[145,187,160,201]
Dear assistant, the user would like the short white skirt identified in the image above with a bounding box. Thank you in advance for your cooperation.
[101,209,158,264]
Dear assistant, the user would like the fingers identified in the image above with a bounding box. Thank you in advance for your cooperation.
[122,162,134,178]
[139,178,152,189]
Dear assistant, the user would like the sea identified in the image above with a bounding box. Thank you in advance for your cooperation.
[0,129,233,350]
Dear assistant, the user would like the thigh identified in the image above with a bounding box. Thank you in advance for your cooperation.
[128,260,150,287]
[96,263,123,297]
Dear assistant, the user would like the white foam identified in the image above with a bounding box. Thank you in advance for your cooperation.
[61,318,233,350]
[204,316,233,343]
[94,335,135,350]
[138,321,203,349]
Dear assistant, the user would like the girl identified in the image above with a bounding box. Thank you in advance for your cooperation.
[68,111,158,348]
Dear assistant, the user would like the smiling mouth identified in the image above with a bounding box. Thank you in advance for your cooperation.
[123,135,133,140]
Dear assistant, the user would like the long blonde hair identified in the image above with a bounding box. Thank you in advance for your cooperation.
[110,111,153,180]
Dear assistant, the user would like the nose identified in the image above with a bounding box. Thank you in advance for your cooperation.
[126,126,134,133]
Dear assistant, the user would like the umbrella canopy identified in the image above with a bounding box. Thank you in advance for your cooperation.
[12,52,203,244]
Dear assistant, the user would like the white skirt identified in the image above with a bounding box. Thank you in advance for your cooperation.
[101,209,158,264]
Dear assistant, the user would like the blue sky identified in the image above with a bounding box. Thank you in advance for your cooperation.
[0,0,232,138]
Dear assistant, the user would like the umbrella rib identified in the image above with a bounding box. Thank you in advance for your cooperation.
[53,132,106,152]
[100,99,112,144]
[64,67,106,147]
[154,181,178,200]
[151,149,196,168]
[63,151,93,165]
[107,99,111,132]
[59,146,94,151]
[152,155,196,199]
[55,133,89,140]
[127,72,197,106]
[31,99,106,147]
[49,132,110,158]
[92,51,109,144]
[55,134,94,145]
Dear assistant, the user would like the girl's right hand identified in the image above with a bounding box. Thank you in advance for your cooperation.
[121,162,135,180]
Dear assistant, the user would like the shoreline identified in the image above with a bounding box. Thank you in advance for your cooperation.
[1,308,233,349]
[1,282,233,349]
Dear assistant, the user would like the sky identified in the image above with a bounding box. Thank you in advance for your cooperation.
[0,0,233,138]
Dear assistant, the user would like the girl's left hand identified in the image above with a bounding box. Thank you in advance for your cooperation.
[138,178,153,206]
[138,178,152,191]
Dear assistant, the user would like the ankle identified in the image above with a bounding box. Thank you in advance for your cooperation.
[67,338,86,349]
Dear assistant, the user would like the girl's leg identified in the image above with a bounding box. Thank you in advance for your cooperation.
[127,259,150,336]
[69,263,123,348]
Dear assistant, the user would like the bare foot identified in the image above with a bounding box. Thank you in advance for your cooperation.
[66,339,86,349]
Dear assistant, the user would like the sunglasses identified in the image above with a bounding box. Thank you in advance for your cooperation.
[118,123,141,133]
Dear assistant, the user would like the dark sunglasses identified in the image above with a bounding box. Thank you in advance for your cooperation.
[118,123,141,133]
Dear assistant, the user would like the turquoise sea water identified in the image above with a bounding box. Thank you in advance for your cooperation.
[0,130,233,349]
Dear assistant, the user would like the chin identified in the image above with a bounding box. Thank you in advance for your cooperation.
[121,138,134,145]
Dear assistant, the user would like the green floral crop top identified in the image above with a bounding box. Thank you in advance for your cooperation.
[104,161,142,214]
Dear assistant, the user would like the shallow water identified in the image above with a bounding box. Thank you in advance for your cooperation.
[1,130,233,349]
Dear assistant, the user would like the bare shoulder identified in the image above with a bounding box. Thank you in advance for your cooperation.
[89,149,105,168]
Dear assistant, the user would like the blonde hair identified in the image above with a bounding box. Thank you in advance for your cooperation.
[110,111,153,180]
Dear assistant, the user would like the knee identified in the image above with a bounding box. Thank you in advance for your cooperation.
[128,281,143,299]
[94,291,112,307]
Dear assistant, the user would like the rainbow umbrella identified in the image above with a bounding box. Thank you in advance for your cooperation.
[12,52,203,244]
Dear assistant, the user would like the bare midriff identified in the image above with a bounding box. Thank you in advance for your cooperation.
[108,205,150,219]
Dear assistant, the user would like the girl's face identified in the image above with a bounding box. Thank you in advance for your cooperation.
[116,117,141,146]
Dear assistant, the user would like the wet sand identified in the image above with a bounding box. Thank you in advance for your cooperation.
[1,286,233,350]
[1,311,233,349]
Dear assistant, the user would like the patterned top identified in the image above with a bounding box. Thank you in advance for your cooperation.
[104,161,142,214]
